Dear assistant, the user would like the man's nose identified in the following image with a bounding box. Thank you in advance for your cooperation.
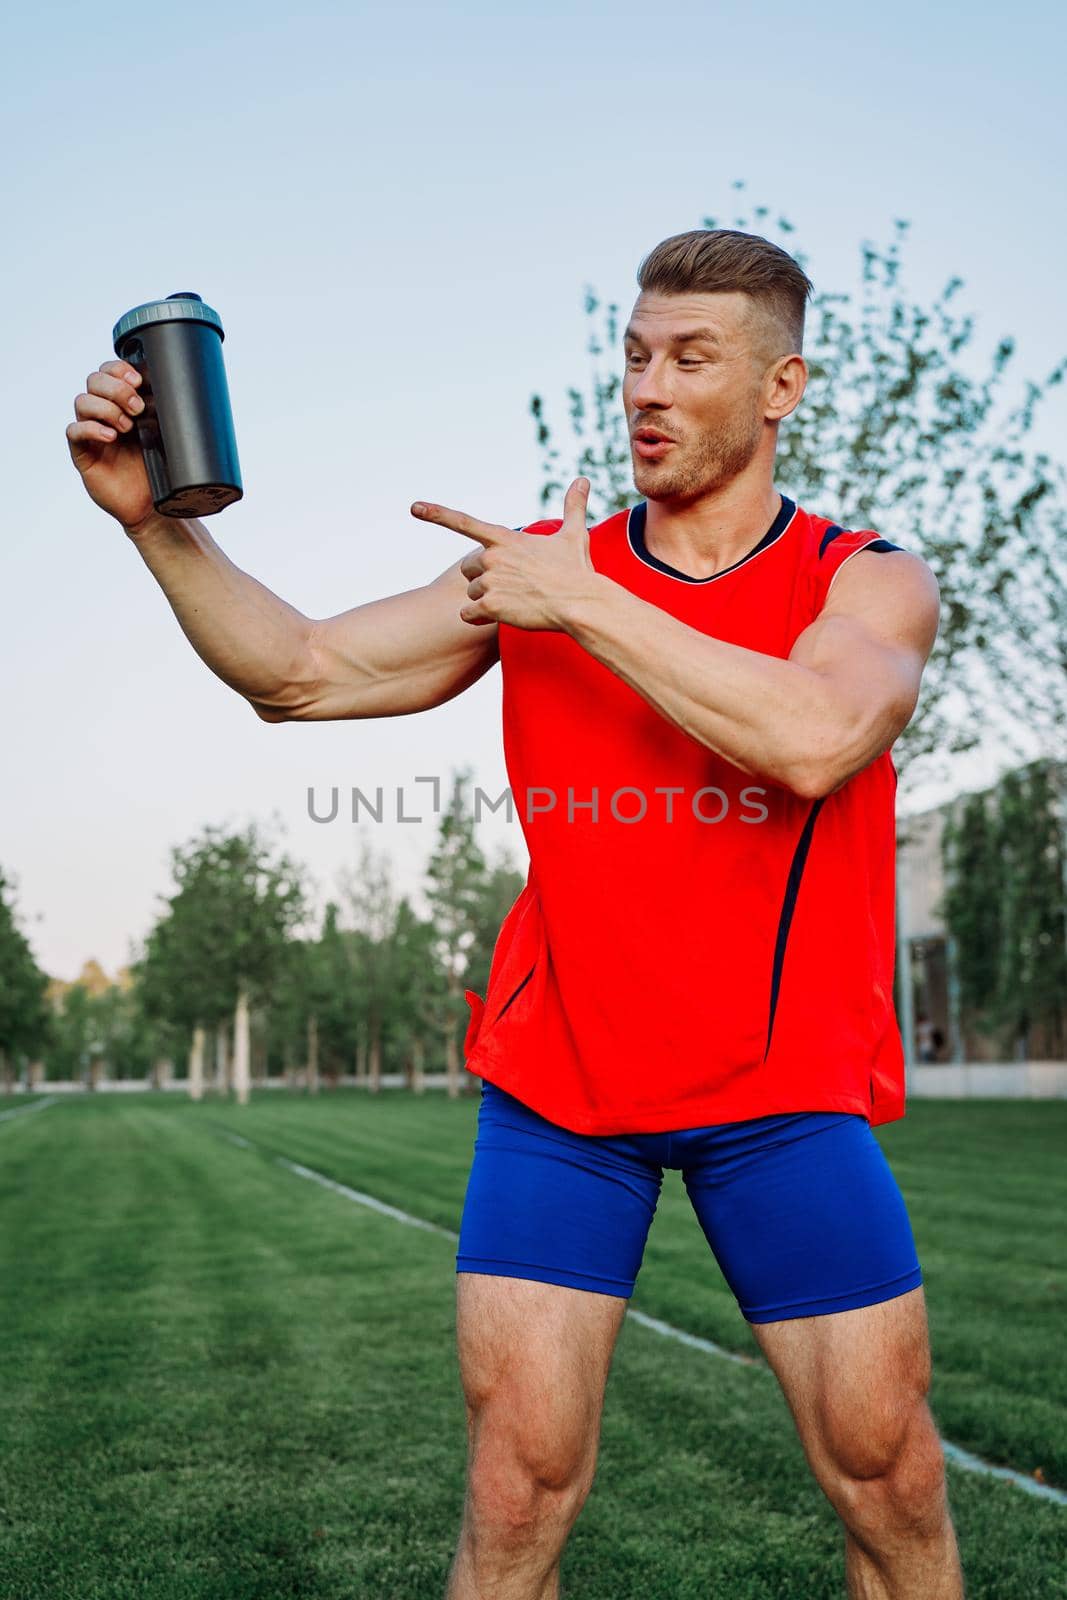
[629,358,672,410]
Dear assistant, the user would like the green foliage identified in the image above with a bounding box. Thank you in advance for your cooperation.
[425,770,488,956]
[940,792,1002,1026]
[0,866,50,1077]
[42,775,525,1085]
[941,760,1067,1055]
[463,851,527,999]
[992,765,1067,1054]
[530,183,1067,778]
[387,895,446,1069]
[133,820,310,1038]
[46,982,93,1080]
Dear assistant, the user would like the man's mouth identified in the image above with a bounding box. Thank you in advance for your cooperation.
[633,428,677,460]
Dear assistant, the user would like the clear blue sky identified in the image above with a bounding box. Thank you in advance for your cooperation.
[2,0,1064,979]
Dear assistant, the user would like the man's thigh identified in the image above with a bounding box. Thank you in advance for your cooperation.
[748,1286,936,1488]
[453,1082,660,1472]
[455,1273,628,1477]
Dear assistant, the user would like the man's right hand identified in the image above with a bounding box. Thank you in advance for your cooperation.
[64,358,506,723]
[66,359,156,535]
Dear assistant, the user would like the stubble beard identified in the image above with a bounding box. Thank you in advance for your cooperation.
[633,398,765,506]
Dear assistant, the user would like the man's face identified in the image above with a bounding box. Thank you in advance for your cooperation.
[623,290,776,504]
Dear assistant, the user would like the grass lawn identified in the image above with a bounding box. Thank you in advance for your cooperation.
[0,1091,1064,1598]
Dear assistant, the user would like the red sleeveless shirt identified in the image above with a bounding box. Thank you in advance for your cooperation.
[463,494,907,1134]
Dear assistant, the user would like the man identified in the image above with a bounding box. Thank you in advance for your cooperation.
[67,228,962,1599]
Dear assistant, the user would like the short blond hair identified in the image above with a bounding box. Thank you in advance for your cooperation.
[637,228,814,358]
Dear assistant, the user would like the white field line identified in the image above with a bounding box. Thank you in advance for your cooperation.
[0,1095,57,1125]
[210,1122,1067,1508]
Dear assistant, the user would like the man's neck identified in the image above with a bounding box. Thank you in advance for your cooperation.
[643,473,783,580]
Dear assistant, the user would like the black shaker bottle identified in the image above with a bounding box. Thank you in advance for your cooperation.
[112,292,242,517]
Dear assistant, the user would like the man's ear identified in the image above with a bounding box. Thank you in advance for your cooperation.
[765,352,807,423]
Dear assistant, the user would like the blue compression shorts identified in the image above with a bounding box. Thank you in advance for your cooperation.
[456,1081,923,1323]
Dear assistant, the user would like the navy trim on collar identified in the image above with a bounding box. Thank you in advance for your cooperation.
[626,495,797,584]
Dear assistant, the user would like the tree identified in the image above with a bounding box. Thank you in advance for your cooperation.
[339,841,399,1094]
[387,896,446,1091]
[940,790,1003,1041]
[424,769,492,1097]
[268,935,314,1086]
[941,760,1067,1058]
[992,764,1067,1058]
[47,982,93,1083]
[464,848,527,1001]
[134,821,310,1104]
[0,867,50,1091]
[306,902,362,1087]
[530,186,1067,785]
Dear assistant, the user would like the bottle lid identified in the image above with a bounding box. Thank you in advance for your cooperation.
[113,293,224,351]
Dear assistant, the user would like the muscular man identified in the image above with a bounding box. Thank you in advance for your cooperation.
[68,228,963,1599]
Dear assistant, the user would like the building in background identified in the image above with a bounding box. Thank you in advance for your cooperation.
[896,759,1067,1067]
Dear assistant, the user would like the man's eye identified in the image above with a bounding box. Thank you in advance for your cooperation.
[677,358,702,367]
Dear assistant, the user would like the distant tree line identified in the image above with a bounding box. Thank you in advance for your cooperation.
[0,770,523,1097]
[3,761,1065,1086]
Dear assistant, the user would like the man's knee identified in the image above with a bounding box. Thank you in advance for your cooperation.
[829,1401,949,1539]
[466,1396,597,1537]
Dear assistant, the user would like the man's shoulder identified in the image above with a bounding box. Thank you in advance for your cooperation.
[795,501,907,563]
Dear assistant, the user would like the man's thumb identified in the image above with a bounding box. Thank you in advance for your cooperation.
[562,476,591,534]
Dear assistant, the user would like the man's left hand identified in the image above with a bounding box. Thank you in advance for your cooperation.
[410,477,598,630]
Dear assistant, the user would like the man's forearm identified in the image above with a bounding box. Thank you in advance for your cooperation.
[125,512,315,714]
[560,574,845,796]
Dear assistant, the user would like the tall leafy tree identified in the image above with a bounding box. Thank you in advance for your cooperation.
[339,840,399,1093]
[941,760,1067,1058]
[47,983,94,1083]
[310,902,364,1084]
[134,821,310,1102]
[464,848,527,1001]
[424,768,492,1096]
[530,186,1067,783]
[388,896,446,1088]
[992,764,1067,1057]
[0,867,50,1091]
[940,791,1003,1042]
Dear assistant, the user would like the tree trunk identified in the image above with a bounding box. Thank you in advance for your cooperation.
[233,985,252,1107]
[214,1022,230,1095]
[252,1026,268,1086]
[188,1025,206,1102]
[412,1035,425,1095]
[0,1048,12,1095]
[356,1028,368,1081]
[446,1027,460,1099]
[307,1013,319,1095]
[369,1020,381,1094]
[28,1059,45,1091]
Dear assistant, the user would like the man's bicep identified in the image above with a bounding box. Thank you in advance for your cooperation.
[788,550,940,776]
[288,558,498,720]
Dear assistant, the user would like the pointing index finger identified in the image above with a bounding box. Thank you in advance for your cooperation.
[410,500,512,547]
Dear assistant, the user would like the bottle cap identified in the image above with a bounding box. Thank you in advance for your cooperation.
[113,293,224,351]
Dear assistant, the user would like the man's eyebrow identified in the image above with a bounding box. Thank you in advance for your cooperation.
[623,325,723,347]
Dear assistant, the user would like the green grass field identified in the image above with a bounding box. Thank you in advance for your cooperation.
[1,1092,1064,1598]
